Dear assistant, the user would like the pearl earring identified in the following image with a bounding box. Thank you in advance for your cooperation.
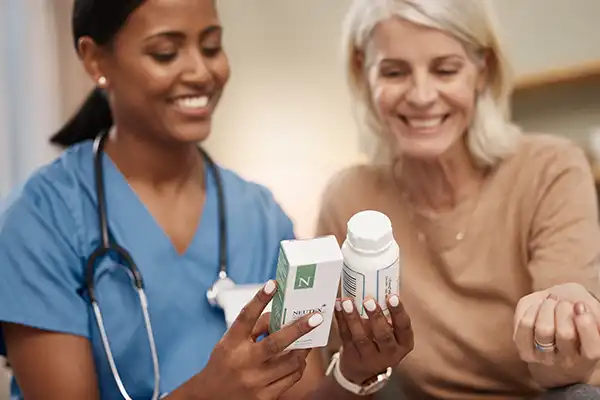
[97,76,107,87]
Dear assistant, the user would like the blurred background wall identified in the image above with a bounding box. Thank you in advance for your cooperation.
[3,0,600,237]
[0,0,61,198]
[1,0,600,397]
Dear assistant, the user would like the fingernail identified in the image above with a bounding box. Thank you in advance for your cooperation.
[364,299,376,312]
[343,300,353,313]
[335,300,342,312]
[264,280,276,295]
[308,313,324,327]
[575,302,588,315]
[389,295,399,308]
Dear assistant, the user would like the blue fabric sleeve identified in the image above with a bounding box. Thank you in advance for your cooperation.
[0,181,89,356]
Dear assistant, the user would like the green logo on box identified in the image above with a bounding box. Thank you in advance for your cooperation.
[294,264,316,290]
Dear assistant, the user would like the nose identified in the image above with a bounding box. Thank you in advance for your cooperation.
[182,51,213,86]
[406,72,438,107]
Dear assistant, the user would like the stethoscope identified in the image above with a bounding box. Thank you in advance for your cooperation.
[86,130,232,400]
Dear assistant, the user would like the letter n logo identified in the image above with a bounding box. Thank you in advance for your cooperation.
[294,264,316,290]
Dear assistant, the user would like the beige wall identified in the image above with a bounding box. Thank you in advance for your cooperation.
[491,0,600,151]
[490,0,600,76]
[53,0,93,124]
[208,0,366,237]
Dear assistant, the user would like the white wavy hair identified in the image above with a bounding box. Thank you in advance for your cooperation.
[342,0,522,166]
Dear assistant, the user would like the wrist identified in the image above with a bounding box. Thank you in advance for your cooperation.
[327,350,392,396]
[338,351,374,385]
[171,369,216,400]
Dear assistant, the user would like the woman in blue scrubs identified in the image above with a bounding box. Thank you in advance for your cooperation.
[0,0,413,399]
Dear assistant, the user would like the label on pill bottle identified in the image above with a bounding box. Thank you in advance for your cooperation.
[342,257,399,317]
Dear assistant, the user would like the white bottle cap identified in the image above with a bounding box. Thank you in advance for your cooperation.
[346,210,394,254]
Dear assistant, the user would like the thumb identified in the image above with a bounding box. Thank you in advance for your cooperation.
[562,284,600,326]
[514,292,545,331]
[583,296,600,328]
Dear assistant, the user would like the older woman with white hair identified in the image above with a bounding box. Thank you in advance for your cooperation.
[313,0,600,398]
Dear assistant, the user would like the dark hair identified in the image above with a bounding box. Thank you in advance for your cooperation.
[50,0,145,148]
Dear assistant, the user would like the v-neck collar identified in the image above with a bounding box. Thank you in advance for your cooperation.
[100,150,216,262]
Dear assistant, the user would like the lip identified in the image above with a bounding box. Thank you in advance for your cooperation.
[401,114,448,119]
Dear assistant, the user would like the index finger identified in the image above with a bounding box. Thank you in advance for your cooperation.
[514,294,537,336]
[257,313,324,361]
[228,280,277,340]
[513,302,541,363]
[388,295,412,344]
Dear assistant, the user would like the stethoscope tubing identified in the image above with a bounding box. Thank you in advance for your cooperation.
[85,131,228,399]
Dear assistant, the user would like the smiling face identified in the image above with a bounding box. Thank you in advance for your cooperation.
[86,0,230,145]
[366,17,486,160]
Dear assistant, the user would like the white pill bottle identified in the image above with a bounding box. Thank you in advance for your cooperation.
[341,210,400,318]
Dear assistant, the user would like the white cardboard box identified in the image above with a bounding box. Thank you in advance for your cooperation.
[269,235,343,349]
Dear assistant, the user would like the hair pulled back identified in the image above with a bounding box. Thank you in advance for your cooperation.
[50,0,145,147]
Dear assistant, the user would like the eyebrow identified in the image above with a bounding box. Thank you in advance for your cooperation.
[377,55,464,69]
[380,54,465,64]
[145,25,222,41]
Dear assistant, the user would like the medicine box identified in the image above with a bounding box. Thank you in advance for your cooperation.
[269,235,343,349]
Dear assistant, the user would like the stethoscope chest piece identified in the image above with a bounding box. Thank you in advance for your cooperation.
[207,270,236,307]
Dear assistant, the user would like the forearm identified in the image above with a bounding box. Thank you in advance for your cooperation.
[528,362,595,389]
[164,386,197,400]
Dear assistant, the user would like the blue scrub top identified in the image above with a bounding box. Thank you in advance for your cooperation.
[0,140,295,399]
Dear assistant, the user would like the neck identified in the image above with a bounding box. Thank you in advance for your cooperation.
[396,141,485,213]
[104,127,205,194]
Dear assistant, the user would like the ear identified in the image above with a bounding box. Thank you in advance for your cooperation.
[353,49,365,74]
[77,36,109,88]
[476,49,493,92]
[353,49,372,90]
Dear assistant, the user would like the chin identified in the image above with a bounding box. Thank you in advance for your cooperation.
[395,137,459,161]
[401,146,448,161]
[169,122,212,144]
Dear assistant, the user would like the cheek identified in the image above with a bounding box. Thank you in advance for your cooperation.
[444,75,479,115]
[440,83,477,126]
[372,82,402,118]
[210,54,231,87]
[112,65,173,105]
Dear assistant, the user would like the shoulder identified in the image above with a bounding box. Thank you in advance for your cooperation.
[0,143,94,345]
[513,133,588,168]
[0,142,92,252]
[316,164,393,238]
[217,166,283,209]
[499,133,593,194]
[320,164,393,209]
[215,166,295,238]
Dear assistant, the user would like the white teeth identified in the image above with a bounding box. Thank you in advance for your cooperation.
[407,118,443,128]
[176,96,209,109]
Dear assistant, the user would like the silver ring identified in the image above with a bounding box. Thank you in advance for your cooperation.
[534,338,556,353]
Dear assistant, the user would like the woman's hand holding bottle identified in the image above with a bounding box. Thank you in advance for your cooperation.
[176,280,323,400]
